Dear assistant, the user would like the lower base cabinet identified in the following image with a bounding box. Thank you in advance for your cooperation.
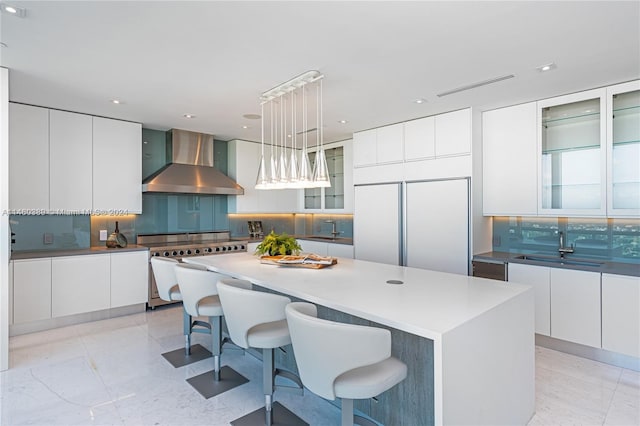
[110,251,149,308]
[12,251,148,324]
[602,273,640,357]
[550,268,601,348]
[12,258,52,323]
[52,255,111,318]
[298,240,354,258]
[508,263,551,336]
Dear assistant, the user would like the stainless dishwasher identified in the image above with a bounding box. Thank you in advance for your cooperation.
[472,259,507,281]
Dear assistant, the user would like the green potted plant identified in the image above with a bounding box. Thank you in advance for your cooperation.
[255,231,302,256]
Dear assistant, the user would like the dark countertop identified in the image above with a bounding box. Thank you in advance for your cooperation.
[473,251,640,277]
[11,245,149,260]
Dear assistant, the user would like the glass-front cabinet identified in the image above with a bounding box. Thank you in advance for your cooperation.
[607,81,640,217]
[538,89,607,216]
[302,140,353,212]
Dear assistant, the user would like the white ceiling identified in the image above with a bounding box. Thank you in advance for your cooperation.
[1,1,639,144]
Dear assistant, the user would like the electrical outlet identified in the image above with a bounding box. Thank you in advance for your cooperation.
[99,230,108,241]
[43,233,53,244]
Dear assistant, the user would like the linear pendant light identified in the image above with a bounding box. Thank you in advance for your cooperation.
[255,70,330,190]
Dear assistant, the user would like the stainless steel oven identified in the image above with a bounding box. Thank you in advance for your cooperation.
[138,231,248,309]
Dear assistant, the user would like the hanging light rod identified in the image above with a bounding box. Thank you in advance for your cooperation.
[261,70,324,103]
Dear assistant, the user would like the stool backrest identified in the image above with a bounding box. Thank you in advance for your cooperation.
[217,278,290,349]
[174,264,225,317]
[150,257,179,301]
[285,302,392,400]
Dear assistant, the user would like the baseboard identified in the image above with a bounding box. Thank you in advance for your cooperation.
[536,334,640,372]
[9,303,146,336]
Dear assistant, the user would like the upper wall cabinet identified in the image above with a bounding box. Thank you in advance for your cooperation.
[353,109,472,185]
[537,89,607,217]
[49,110,93,212]
[302,140,354,213]
[9,103,142,214]
[9,103,49,211]
[93,117,142,213]
[227,139,298,213]
[482,102,538,216]
[607,80,640,217]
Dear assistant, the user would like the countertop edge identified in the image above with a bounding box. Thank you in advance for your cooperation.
[11,245,149,260]
[473,251,640,277]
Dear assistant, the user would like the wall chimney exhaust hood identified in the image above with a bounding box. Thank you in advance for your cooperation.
[142,129,244,195]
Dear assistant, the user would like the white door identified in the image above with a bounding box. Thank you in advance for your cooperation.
[405,179,469,275]
[354,183,401,265]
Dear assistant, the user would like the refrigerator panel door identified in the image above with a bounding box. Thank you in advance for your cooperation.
[406,179,469,275]
[354,183,401,265]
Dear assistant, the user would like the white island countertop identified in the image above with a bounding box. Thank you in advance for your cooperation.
[186,252,535,425]
[185,252,530,341]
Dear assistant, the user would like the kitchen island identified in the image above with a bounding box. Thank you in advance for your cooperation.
[185,253,534,425]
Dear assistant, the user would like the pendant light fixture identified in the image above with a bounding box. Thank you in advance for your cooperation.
[255,70,330,190]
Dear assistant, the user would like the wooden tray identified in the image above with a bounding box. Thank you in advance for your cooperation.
[259,255,338,269]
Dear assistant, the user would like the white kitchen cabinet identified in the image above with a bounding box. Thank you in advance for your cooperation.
[110,251,148,308]
[52,255,110,317]
[49,109,93,212]
[9,103,49,211]
[434,109,472,157]
[12,258,52,324]
[602,273,640,357]
[538,89,607,217]
[298,239,354,258]
[227,139,298,213]
[508,263,551,336]
[404,116,435,161]
[353,128,377,167]
[550,268,601,348]
[376,123,404,164]
[327,242,354,258]
[606,80,640,217]
[482,102,538,216]
[298,240,327,255]
[92,117,142,214]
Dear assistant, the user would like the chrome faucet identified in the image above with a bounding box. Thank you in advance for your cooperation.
[325,220,340,238]
[558,231,574,258]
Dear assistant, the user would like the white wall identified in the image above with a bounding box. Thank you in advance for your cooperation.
[1,67,9,370]
[472,107,492,256]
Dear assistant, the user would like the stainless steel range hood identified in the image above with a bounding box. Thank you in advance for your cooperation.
[142,129,244,195]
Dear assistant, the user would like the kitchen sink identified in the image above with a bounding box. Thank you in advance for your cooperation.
[514,255,603,268]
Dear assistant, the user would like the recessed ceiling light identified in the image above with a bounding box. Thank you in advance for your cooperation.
[338,120,348,124]
[413,98,427,104]
[110,99,122,104]
[537,63,557,72]
[183,114,195,119]
[242,125,250,129]
[243,113,261,120]
[1,3,26,17]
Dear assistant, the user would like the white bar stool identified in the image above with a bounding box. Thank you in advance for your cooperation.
[285,302,408,426]
[217,278,305,426]
[150,257,212,367]
[174,264,249,398]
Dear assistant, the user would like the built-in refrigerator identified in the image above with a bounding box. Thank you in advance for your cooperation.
[354,178,470,275]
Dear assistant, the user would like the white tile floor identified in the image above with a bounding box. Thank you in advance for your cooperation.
[1,306,638,426]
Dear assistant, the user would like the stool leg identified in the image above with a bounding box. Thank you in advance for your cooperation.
[182,306,192,356]
[263,348,275,426]
[341,398,354,426]
[211,316,222,381]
